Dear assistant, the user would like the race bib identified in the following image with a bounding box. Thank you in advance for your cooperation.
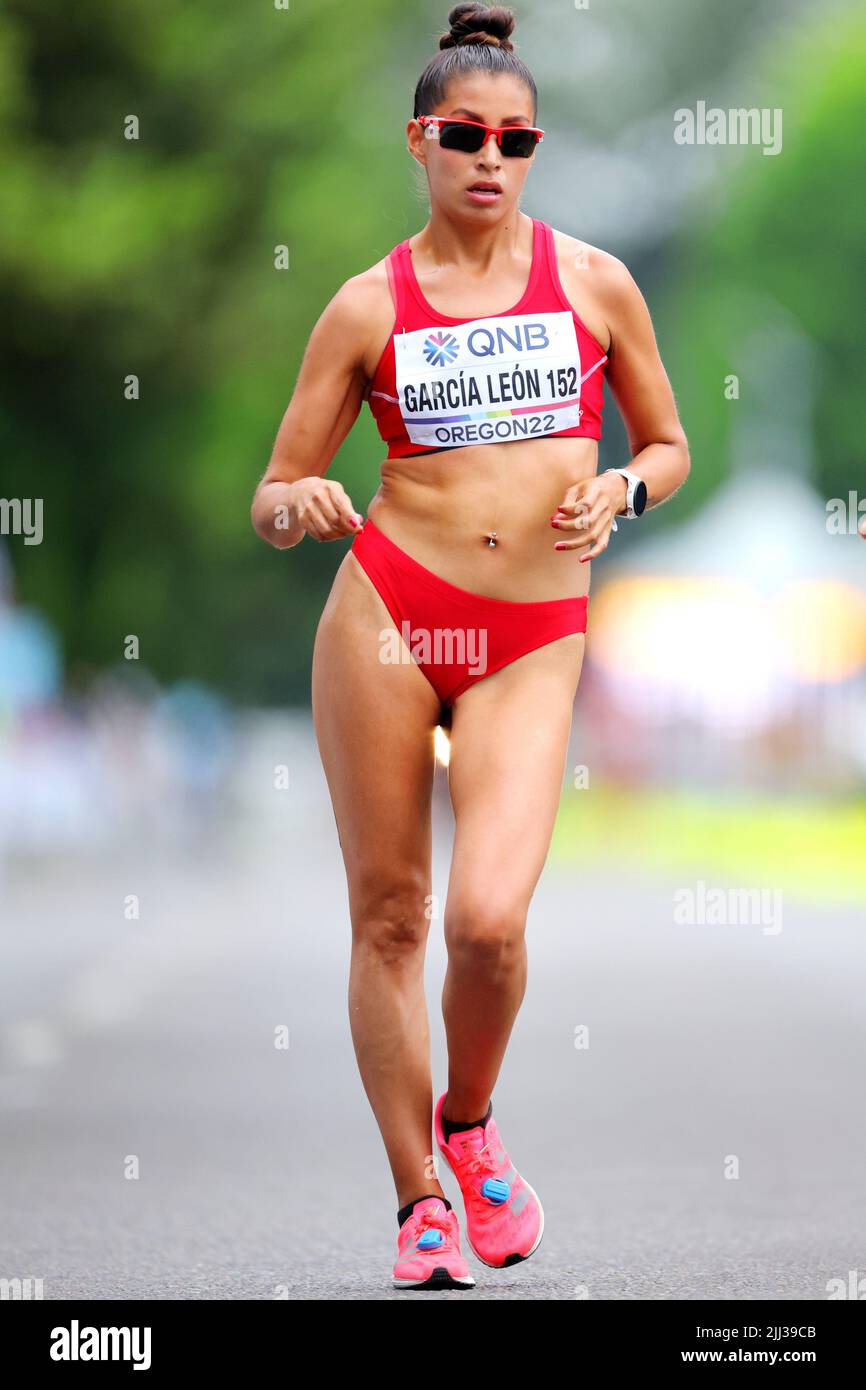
[393,311,583,449]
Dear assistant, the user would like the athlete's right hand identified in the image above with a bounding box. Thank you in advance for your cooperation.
[290,477,364,542]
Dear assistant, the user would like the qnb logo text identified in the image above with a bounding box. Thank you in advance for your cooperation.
[465,322,550,358]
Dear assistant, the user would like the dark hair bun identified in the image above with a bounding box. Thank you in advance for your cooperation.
[439,4,516,52]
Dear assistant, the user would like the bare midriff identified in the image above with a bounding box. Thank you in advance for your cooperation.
[365,434,598,602]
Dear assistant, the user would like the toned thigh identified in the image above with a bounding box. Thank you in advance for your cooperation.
[444,634,585,916]
[312,549,444,918]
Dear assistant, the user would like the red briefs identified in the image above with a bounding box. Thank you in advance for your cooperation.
[350,518,588,708]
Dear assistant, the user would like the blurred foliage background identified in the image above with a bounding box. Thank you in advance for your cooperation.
[1,0,864,704]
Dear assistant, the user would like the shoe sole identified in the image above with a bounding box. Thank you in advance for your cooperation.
[436,1139,545,1269]
[393,1266,476,1290]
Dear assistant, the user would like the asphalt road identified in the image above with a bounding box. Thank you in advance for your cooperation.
[1,722,864,1301]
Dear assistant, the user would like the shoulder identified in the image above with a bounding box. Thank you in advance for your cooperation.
[549,225,641,306]
[308,255,396,376]
[320,256,393,328]
[548,225,652,350]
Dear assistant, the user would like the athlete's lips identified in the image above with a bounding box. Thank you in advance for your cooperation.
[466,181,502,205]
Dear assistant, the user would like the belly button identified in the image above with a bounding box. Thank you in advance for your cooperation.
[484,531,498,548]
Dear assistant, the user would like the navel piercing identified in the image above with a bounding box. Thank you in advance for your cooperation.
[485,531,498,548]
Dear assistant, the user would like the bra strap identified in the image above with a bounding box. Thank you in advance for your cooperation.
[537,219,566,303]
[384,240,409,332]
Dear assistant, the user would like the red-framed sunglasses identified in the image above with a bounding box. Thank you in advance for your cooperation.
[417,114,544,159]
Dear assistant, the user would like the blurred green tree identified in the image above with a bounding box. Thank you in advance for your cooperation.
[662,7,866,512]
[0,0,419,702]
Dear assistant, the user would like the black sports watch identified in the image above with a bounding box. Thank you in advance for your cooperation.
[605,467,648,518]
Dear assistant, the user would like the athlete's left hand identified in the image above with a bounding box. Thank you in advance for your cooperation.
[550,473,627,562]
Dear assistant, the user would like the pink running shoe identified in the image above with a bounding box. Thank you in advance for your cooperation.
[392,1197,475,1290]
[434,1093,544,1268]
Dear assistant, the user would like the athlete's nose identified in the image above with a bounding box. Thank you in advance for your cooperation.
[477,134,501,169]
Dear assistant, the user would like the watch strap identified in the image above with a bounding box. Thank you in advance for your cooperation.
[606,467,644,519]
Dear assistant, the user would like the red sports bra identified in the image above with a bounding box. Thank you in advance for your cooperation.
[363,217,608,459]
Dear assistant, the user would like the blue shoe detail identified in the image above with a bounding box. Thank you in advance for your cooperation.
[416,1228,445,1251]
[481,1177,510,1205]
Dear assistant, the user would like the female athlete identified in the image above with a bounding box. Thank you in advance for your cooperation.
[251,3,690,1290]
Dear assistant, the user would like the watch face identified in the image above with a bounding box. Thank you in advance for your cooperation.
[633,480,648,516]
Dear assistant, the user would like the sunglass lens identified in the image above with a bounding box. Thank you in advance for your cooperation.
[500,129,539,158]
[438,122,486,153]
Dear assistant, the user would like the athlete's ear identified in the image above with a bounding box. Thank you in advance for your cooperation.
[406,118,427,168]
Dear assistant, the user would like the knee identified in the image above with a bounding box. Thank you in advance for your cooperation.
[444,892,527,971]
[350,872,431,963]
